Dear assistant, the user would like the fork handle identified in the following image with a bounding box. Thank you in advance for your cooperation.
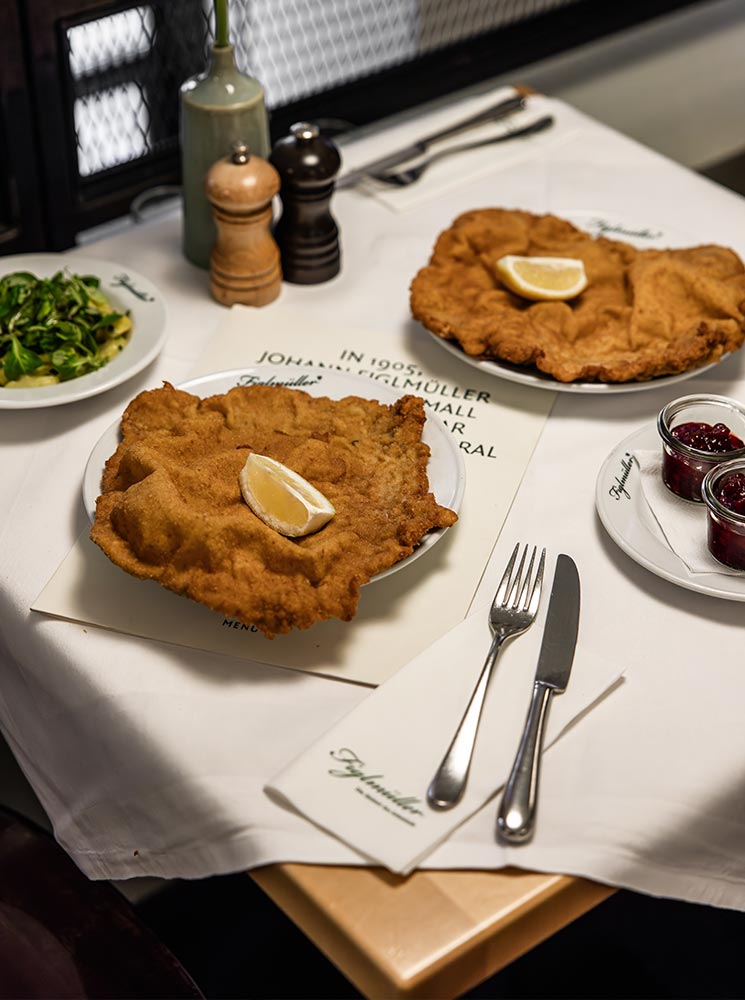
[427,633,505,810]
[496,681,553,843]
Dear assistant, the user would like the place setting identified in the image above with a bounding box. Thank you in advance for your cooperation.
[26,161,745,813]
[32,327,548,685]
[6,48,745,958]
[7,2,745,995]
[267,543,623,874]
[335,86,568,214]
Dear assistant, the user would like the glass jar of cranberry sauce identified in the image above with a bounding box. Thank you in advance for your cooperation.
[657,394,745,502]
[702,459,745,570]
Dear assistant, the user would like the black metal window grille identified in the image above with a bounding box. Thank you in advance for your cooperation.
[63,2,207,183]
[68,7,155,177]
[65,0,580,180]
[243,0,572,110]
[3,0,707,251]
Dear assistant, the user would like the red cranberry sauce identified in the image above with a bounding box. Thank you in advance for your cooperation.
[708,516,745,569]
[672,421,745,453]
[715,472,745,516]
[663,422,745,501]
[707,472,745,570]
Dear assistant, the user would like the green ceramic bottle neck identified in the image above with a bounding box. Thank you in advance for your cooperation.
[181,44,263,108]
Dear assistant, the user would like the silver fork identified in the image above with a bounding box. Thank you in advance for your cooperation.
[427,543,546,811]
[373,116,554,187]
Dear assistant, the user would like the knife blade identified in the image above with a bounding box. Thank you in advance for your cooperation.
[496,553,581,843]
[335,93,526,189]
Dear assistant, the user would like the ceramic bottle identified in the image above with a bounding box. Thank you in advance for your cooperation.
[180,44,269,269]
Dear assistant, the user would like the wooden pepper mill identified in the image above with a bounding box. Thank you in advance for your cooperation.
[205,141,282,307]
[269,122,341,284]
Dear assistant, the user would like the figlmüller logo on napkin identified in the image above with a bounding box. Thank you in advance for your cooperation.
[328,748,425,827]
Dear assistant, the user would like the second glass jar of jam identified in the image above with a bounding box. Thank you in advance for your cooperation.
[702,459,745,570]
[657,394,745,502]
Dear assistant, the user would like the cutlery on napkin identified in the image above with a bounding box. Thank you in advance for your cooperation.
[369,116,554,187]
[336,92,526,189]
[265,551,623,875]
[335,87,570,213]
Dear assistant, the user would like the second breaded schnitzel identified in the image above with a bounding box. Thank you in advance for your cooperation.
[90,383,458,637]
[410,209,745,383]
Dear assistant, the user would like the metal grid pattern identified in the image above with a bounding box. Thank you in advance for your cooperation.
[66,0,578,178]
[66,2,207,178]
[239,0,570,108]
[73,82,150,176]
[67,6,155,76]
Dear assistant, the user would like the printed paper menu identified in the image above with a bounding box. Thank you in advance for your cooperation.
[33,306,554,686]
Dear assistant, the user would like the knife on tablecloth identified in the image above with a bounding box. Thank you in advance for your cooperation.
[335,93,526,189]
[497,553,581,843]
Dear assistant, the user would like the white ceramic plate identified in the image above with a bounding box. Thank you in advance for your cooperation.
[595,422,745,601]
[0,254,167,409]
[83,366,466,582]
[424,210,721,395]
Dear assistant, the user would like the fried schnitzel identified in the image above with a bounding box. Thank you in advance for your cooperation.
[90,383,457,637]
[410,209,745,383]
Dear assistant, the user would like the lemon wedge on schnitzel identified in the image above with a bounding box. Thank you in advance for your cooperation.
[239,453,335,537]
[496,255,587,301]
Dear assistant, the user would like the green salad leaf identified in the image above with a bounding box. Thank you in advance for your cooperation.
[0,268,131,387]
[4,336,44,381]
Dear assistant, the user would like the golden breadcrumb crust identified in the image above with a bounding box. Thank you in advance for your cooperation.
[410,209,745,383]
[91,383,457,637]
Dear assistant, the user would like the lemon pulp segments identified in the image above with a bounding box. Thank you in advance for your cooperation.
[512,259,583,291]
[246,467,309,528]
[496,255,587,301]
[239,454,335,537]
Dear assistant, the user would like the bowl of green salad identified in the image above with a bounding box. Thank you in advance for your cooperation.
[0,254,167,408]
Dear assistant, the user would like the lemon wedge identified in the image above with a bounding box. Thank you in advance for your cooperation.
[496,255,587,301]
[239,454,335,537]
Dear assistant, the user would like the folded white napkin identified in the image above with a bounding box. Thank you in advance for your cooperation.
[267,557,624,875]
[635,450,741,575]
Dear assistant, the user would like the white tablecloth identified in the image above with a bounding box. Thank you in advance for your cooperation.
[4,90,745,910]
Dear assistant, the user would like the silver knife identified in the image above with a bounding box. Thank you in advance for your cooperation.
[496,553,581,844]
[335,94,526,189]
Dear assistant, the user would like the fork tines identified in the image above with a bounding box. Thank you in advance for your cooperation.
[496,543,546,613]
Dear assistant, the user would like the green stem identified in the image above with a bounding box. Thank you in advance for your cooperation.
[214,0,229,47]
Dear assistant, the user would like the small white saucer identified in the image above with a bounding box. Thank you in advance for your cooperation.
[595,423,745,601]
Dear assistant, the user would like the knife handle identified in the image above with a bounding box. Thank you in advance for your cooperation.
[420,94,525,147]
[496,681,553,843]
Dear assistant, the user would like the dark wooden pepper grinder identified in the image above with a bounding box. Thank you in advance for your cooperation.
[205,140,282,307]
[270,122,341,284]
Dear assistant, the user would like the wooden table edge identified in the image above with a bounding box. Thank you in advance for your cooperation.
[251,863,614,999]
